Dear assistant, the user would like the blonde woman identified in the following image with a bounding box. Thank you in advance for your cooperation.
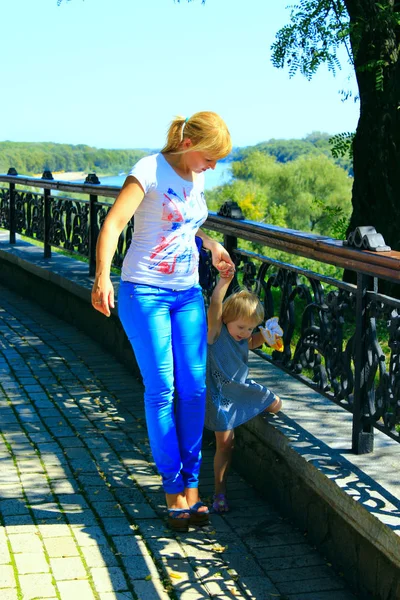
[92,112,234,532]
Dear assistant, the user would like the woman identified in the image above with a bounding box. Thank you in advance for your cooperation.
[91,111,234,532]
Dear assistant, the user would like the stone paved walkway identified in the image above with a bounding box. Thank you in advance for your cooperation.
[0,284,358,600]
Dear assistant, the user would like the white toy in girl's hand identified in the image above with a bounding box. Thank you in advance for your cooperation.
[260,317,284,351]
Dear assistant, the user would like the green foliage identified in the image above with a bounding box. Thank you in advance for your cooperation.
[329,131,354,160]
[0,141,148,176]
[270,0,351,79]
[232,132,353,176]
[357,59,389,92]
[207,147,352,241]
[270,1,398,102]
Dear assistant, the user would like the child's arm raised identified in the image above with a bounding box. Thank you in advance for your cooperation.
[207,274,234,345]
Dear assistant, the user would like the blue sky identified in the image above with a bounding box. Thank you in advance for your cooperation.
[2,0,360,150]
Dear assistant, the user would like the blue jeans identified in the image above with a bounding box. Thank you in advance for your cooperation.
[118,281,207,494]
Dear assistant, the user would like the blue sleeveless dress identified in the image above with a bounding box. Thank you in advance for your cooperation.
[205,324,277,431]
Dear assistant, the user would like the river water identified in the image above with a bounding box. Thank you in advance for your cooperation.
[94,160,232,190]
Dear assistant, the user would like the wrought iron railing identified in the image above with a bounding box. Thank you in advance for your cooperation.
[1,170,400,454]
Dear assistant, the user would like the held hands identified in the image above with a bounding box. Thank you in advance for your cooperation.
[210,241,235,278]
[91,274,115,317]
[216,260,235,279]
[260,317,284,352]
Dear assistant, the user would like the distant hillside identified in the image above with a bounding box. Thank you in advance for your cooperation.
[0,141,149,176]
[0,133,353,177]
[231,132,353,175]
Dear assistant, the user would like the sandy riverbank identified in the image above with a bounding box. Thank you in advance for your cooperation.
[52,171,87,181]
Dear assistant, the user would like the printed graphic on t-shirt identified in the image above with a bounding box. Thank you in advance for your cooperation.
[162,187,185,222]
[150,186,206,275]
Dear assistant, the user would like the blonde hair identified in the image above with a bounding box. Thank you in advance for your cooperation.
[161,111,232,160]
[222,289,265,325]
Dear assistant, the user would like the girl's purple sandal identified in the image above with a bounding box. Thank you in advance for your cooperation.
[212,493,230,513]
[189,502,210,526]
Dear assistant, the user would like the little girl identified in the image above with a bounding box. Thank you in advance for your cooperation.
[205,271,282,514]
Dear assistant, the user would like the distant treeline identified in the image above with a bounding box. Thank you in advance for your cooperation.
[0,132,352,177]
[0,141,149,176]
[232,132,353,176]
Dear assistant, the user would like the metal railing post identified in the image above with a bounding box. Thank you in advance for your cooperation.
[42,171,53,259]
[43,188,51,258]
[9,183,16,244]
[8,168,18,244]
[89,194,97,276]
[217,199,244,260]
[85,173,100,277]
[217,200,244,292]
[352,272,376,454]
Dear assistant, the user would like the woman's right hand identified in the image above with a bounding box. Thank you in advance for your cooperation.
[91,274,115,317]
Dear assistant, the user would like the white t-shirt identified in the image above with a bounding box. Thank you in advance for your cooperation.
[121,153,208,290]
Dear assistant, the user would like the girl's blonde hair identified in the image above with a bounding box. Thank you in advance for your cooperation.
[161,111,232,160]
[222,289,265,325]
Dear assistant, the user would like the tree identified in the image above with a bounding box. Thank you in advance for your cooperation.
[271,154,352,236]
[271,0,400,258]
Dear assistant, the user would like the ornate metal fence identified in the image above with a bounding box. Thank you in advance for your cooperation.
[1,170,400,454]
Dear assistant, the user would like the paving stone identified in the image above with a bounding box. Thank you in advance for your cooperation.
[254,543,318,559]
[112,488,147,504]
[100,518,133,536]
[277,575,347,595]
[0,542,11,564]
[72,526,109,547]
[92,502,125,518]
[0,499,30,516]
[8,533,43,553]
[0,564,16,587]
[57,493,89,509]
[35,524,69,538]
[258,551,326,571]
[81,544,120,568]
[268,564,336,583]
[146,537,186,559]
[218,553,265,577]
[84,488,115,502]
[161,557,199,584]
[235,575,280,599]
[51,481,78,494]
[19,573,57,599]
[90,566,129,592]
[65,509,98,526]
[14,552,49,574]
[134,519,172,539]
[204,577,245,597]
[0,484,24,499]
[43,536,80,557]
[3,515,37,531]
[57,579,96,600]
[123,503,157,519]
[112,535,145,556]
[123,553,160,580]
[0,589,19,600]
[131,578,171,600]
[50,556,87,580]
